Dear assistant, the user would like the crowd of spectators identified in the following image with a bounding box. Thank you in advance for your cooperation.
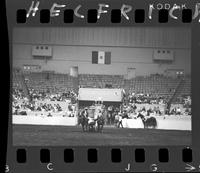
[29,88,77,102]
[13,88,27,101]
[104,101,191,126]
[12,88,77,116]
[122,91,191,116]
[12,100,63,115]
[13,88,77,102]
[124,92,168,105]
[12,86,191,119]
[79,92,191,126]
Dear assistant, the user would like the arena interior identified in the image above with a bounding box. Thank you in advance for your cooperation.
[12,27,191,146]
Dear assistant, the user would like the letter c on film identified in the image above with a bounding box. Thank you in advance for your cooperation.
[47,163,53,171]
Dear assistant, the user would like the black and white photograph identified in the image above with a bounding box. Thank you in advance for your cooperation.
[12,27,191,146]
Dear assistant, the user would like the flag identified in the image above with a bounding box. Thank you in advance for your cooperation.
[98,51,105,64]
[92,51,111,64]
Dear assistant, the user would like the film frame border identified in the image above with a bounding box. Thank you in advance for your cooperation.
[9,0,200,26]
[5,0,200,172]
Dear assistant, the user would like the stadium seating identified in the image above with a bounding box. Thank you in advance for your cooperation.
[172,76,191,103]
[13,69,191,104]
[125,74,181,99]
[13,71,75,93]
[79,74,124,88]
[13,68,23,89]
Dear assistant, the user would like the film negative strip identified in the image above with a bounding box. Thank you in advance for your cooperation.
[4,0,200,172]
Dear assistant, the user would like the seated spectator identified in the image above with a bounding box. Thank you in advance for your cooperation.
[47,112,52,117]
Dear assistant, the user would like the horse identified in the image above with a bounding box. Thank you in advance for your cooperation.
[137,113,157,129]
[78,115,99,132]
[144,117,158,129]
[78,107,105,132]
[96,116,105,132]
[88,117,96,132]
[78,114,89,132]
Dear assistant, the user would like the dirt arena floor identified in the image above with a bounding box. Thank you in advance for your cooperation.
[13,124,191,146]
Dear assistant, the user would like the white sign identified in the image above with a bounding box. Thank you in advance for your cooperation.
[78,88,123,102]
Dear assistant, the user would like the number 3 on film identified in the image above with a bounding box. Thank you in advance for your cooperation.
[150,164,158,172]
[47,163,53,171]
[5,164,9,173]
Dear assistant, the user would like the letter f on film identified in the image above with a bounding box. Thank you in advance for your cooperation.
[97,4,109,19]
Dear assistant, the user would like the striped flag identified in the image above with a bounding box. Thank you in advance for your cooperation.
[98,51,105,64]
[92,51,111,64]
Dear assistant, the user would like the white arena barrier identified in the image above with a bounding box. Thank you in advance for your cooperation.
[13,115,78,126]
[122,119,144,128]
[122,115,191,130]
[13,115,191,130]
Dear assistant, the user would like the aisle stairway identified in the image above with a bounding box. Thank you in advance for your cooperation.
[167,78,184,107]
[20,72,31,100]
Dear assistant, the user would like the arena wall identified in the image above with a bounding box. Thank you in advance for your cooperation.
[13,116,77,126]
[12,115,191,130]
[122,116,191,131]
[12,27,191,76]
